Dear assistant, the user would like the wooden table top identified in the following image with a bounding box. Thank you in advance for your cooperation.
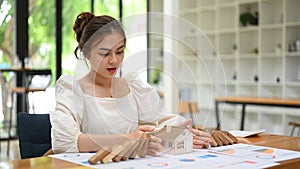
[1,134,299,169]
[1,156,92,169]
[215,96,300,106]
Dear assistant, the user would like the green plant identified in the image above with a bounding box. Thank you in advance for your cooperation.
[240,6,255,26]
[150,68,161,85]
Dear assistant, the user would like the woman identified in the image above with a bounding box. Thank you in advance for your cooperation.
[50,12,211,156]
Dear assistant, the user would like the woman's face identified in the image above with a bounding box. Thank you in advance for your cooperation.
[88,32,125,78]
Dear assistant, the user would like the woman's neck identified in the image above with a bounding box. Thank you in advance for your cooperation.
[88,71,112,88]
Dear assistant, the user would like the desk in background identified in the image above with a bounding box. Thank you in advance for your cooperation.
[1,134,299,169]
[215,97,300,130]
[0,68,52,113]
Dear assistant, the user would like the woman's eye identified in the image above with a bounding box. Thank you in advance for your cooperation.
[99,53,109,57]
[116,51,124,55]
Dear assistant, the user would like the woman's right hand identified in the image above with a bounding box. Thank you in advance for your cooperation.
[125,126,162,156]
[138,125,162,156]
[146,134,162,156]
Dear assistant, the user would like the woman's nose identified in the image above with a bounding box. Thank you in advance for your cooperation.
[109,54,118,64]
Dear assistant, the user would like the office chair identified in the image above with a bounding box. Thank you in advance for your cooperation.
[17,112,52,159]
[7,70,51,156]
[178,101,198,128]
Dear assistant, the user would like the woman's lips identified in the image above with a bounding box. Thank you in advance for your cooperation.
[107,68,117,74]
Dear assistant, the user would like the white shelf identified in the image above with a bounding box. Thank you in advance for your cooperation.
[167,0,300,135]
[286,82,300,87]
[218,29,237,34]
[260,24,283,29]
[286,52,300,57]
[239,26,259,32]
[285,22,300,27]
[260,53,282,58]
[261,82,282,86]
[179,8,198,15]
[238,81,258,86]
[239,0,259,5]
[239,53,258,58]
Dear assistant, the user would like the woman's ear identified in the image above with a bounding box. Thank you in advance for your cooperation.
[82,49,90,60]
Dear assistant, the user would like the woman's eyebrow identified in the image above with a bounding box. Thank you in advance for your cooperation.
[99,45,125,51]
[99,47,110,51]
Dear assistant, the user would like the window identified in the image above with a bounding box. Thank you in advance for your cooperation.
[121,0,147,81]
[0,0,14,68]
[28,0,55,72]
[177,141,185,149]
[61,0,90,76]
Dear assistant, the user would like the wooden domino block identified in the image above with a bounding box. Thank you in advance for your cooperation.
[138,133,150,158]
[128,140,140,159]
[101,144,124,164]
[122,139,140,160]
[220,131,234,144]
[88,147,111,165]
[120,140,136,161]
[217,131,229,145]
[209,134,218,147]
[223,131,238,143]
[212,131,223,146]
[112,141,132,162]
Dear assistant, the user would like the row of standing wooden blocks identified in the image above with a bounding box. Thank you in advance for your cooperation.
[209,130,238,147]
[88,133,150,165]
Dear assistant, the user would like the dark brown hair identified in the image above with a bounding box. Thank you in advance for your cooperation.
[73,12,126,58]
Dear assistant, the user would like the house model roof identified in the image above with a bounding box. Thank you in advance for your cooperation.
[152,125,190,138]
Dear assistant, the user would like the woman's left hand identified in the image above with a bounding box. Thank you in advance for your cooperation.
[189,128,211,149]
[178,119,212,149]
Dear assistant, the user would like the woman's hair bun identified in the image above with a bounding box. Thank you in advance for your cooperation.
[73,12,95,43]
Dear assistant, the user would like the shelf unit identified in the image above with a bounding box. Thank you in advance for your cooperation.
[172,0,300,135]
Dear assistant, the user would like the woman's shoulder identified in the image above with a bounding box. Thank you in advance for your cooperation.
[56,75,76,84]
[55,75,82,93]
[123,74,154,94]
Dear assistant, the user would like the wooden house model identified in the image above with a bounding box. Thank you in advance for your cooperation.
[152,125,193,155]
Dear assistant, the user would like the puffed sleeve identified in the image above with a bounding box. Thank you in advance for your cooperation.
[50,75,84,153]
[127,74,188,127]
[126,75,166,124]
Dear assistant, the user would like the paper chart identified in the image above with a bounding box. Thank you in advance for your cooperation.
[50,147,277,169]
[210,143,300,163]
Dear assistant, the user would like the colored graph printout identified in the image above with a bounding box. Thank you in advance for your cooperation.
[210,143,300,163]
[51,147,280,169]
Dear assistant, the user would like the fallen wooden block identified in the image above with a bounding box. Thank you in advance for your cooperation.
[112,141,132,162]
[217,131,230,145]
[88,147,111,165]
[101,144,124,164]
[120,140,136,161]
[205,130,238,147]
[128,139,141,159]
[120,139,140,160]
[211,131,223,146]
[223,131,238,143]
[138,133,150,158]
[220,131,235,144]
[209,134,218,147]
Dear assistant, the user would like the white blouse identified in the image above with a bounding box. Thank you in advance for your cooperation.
[50,75,167,153]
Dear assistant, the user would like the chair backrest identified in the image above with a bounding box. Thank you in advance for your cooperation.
[178,101,198,127]
[178,101,198,114]
[17,112,52,159]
